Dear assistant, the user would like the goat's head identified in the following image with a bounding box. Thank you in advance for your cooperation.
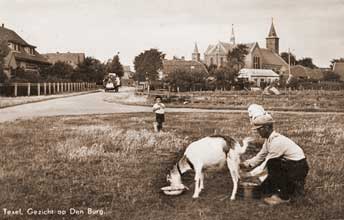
[166,167,183,188]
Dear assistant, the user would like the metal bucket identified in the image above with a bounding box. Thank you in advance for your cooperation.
[238,182,261,199]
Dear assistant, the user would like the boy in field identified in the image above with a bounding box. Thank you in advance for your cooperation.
[152,96,165,132]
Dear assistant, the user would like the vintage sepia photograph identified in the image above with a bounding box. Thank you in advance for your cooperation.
[0,0,343,219]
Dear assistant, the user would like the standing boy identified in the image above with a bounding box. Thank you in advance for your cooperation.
[152,96,165,132]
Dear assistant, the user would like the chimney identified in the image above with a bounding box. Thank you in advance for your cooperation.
[1,23,4,28]
[181,56,185,60]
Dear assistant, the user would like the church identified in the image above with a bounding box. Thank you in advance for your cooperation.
[192,20,288,74]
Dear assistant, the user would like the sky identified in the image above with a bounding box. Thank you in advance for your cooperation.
[1,0,343,68]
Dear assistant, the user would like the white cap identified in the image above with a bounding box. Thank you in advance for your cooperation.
[251,114,275,130]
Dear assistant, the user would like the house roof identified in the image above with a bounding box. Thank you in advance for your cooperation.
[162,59,208,75]
[290,65,323,80]
[260,48,288,67]
[0,26,35,47]
[43,52,85,66]
[14,51,50,64]
[238,68,280,78]
[333,62,344,80]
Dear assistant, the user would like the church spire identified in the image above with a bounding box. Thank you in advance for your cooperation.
[193,42,199,54]
[192,42,200,62]
[230,24,236,45]
[266,18,280,54]
[268,18,278,37]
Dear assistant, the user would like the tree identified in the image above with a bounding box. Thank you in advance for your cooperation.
[134,49,165,82]
[213,67,236,90]
[297,57,317,69]
[227,44,249,73]
[106,54,124,77]
[40,61,75,81]
[0,40,10,83]
[280,52,297,65]
[165,69,208,92]
[73,57,106,83]
[10,67,41,83]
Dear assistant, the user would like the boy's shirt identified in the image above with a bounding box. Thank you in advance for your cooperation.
[153,103,165,114]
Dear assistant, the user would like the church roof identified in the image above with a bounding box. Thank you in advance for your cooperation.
[204,41,255,56]
[260,48,288,67]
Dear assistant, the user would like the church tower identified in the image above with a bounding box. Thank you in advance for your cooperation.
[192,42,201,62]
[266,18,279,54]
[230,24,236,45]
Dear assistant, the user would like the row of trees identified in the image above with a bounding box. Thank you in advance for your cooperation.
[132,45,250,91]
[133,46,343,91]
[0,52,124,84]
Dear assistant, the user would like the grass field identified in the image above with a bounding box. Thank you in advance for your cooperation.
[1,112,344,220]
[125,90,344,112]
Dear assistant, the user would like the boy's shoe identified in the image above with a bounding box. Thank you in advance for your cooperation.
[264,194,290,205]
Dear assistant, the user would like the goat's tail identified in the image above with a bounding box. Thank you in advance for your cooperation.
[238,137,254,154]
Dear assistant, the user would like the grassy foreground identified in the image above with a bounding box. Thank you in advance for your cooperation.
[0,112,344,220]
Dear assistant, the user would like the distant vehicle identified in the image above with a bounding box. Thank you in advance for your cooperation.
[103,73,121,92]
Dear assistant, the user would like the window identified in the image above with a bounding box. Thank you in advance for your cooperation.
[253,56,260,69]
[220,57,224,67]
[210,57,214,65]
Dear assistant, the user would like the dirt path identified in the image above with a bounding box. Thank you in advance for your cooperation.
[0,87,343,123]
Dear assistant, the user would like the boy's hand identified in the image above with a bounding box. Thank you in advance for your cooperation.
[240,161,250,169]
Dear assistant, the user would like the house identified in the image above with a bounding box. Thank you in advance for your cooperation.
[333,62,344,81]
[159,58,209,79]
[289,65,323,81]
[0,24,50,77]
[197,20,288,74]
[237,68,280,87]
[122,65,135,86]
[43,52,85,68]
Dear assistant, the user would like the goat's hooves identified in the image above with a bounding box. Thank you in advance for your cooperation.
[192,195,199,199]
[230,197,235,201]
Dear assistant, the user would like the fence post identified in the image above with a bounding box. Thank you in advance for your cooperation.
[57,82,60,93]
[27,83,31,96]
[14,83,17,97]
[37,83,40,96]
[44,83,47,95]
[48,83,51,94]
[53,83,55,94]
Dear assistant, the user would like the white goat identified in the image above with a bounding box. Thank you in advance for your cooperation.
[167,136,253,200]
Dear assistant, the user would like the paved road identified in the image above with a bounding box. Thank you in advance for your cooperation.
[0,89,342,123]
[0,90,243,123]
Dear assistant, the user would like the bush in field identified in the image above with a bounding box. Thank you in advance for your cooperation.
[165,69,208,91]
[322,70,341,82]
[213,67,236,90]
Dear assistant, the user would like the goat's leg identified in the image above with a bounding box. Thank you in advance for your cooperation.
[192,168,202,198]
[200,173,204,190]
[227,160,239,200]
